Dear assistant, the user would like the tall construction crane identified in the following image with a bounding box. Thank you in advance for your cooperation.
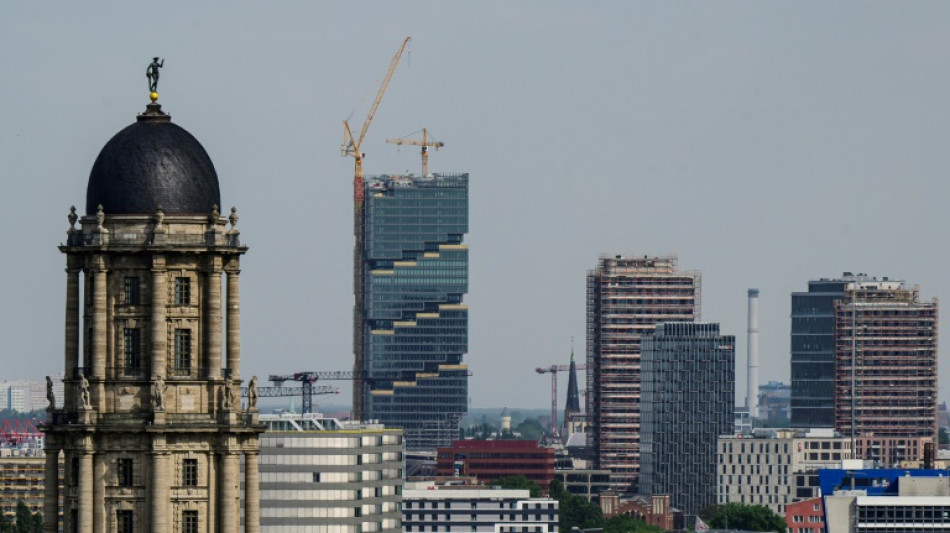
[240,382,339,415]
[535,361,587,439]
[341,36,411,420]
[386,128,444,176]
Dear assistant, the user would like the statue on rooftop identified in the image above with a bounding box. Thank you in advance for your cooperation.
[147,57,164,92]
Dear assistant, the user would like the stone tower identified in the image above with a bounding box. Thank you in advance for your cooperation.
[42,87,263,533]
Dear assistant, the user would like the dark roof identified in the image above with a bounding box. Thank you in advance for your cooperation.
[85,104,220,215]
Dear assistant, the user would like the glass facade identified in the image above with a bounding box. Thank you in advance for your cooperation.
[362,174,469,450]
[639,322,734,520]
[790,279,849,428]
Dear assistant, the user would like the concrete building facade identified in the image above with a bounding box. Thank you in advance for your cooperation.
[586,255,700,491]
[403,482,558,533]
[42,94,263,533]
[358,174,470,450]
[821,469,950,533]
[717,429,852,514]
[256,413,404,533]
[638,322,733,520]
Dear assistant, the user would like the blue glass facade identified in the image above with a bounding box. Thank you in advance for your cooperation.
[789,277,852,428]
[362,174,469,450]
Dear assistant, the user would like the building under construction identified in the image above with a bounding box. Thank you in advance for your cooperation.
[586,255,700,491]
[833,279,938,464]
[358,173,470,450]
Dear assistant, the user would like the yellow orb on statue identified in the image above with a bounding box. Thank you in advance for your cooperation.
[150,91,159,103]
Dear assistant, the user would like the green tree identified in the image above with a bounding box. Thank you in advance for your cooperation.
[549,479,605,531]
[493,476,542,497]
[0,511,12,533]
[706,503,786,533]
[515,419,544,440]
[604,514,663,533]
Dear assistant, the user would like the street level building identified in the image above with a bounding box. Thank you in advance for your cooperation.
[638,322,733,521]
[403,481,558,533]
[256,413,404,533]
[834,281,938,464]
[358,174,470,450]
[586,255,700,491]
[717,429,852,514]
[42,89,263,533]
[785,497,824,533]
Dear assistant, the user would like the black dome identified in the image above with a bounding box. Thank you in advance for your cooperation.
[86,104,221,215]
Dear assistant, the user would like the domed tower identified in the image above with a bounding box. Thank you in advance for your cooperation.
[42,75,263,533]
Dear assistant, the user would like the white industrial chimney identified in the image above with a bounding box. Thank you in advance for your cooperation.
[746,289,760,420]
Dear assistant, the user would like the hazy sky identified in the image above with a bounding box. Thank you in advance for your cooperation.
[3,2,950,411]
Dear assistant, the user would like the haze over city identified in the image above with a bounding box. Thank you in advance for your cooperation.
[3,2,950,410]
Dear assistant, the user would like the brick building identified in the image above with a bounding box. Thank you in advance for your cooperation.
[436,440,555,488]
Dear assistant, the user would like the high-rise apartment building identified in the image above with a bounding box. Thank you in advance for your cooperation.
[358,174,469,450]
[834,281,938,463]
[256,413,404,533]
[586,255,700,491]
[638,323,734,520]
[43,90,263,533]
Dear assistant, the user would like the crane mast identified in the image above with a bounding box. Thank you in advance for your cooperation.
[342,36,411,420]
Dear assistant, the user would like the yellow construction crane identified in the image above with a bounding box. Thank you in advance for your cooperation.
[386,128,444,176]
[342,36,411,420]
[342,36,411,200]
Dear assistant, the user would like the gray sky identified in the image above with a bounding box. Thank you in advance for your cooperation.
[3,2,950,411]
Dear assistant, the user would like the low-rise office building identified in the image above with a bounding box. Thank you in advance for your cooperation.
[403,481,558,533]
[717,429,852,514]
[256,413,404,533]
[436,440,555,488]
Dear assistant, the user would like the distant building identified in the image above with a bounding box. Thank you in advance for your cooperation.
[599,492,678,530]
[639,322,734,520]
[553,469,612,502]
[0,377,61,413]
[0,448,62,528]
[790,275,860,428]
[436,440,555,488]
[358,173,470,451]
[257,413,404,533]
[586,255,701,491]
[833,280,938,464]
[758,381,790,423]
[785,497,824,533]
[717,429,852,514]
[403,481,558,533]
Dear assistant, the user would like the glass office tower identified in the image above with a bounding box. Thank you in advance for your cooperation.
[789,276,854,428]
[639,322,734,522]
[361,173,469,450]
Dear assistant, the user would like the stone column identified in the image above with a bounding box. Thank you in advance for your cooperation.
[79,452,93,533]
[206,260,222,379]
[150,452,169,533]
[151,257,167,379]
[244,452,260,533]
[43,449,59,533]
[225,267,241,380]
[93,454,106,533]
[65,265,81,388]
[219,453,239,533]
[92,257,107,390]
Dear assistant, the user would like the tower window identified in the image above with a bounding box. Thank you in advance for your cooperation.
[182,511,198,533]
[117,458,133,487]
[174,277,191,305]
[174,329,191,374]
[123,328,141,370]
[182,459,198,486]
[117,510,134,533]
[124,277,140,305]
